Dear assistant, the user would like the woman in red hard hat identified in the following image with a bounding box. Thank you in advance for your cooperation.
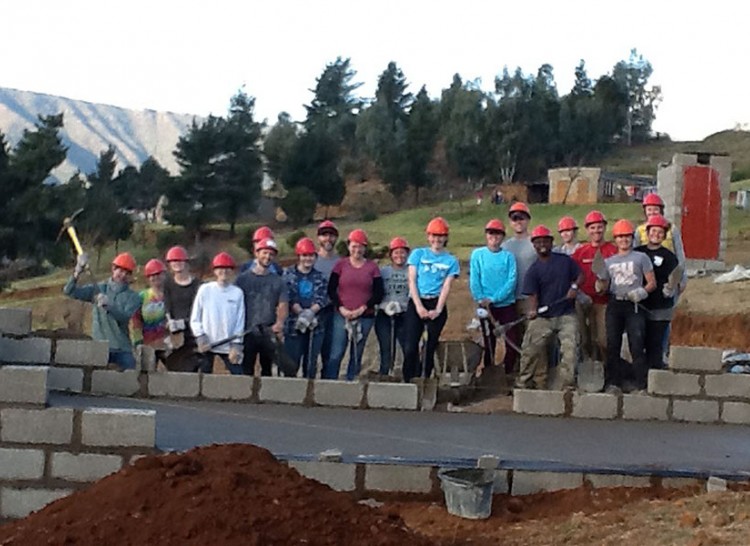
[163,246,204,371]
[374,236,411,376]
[554,216,581,256]
[634,193,686,278]
[130,259,168,366]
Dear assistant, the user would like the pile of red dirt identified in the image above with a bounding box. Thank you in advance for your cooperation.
[671,311,750,352]
[0,444,436,546]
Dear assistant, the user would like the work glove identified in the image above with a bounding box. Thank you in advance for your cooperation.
[300,309,316,323]
[196,335,210,353]
[295,315,311,332]
[662,285,675,298]
[594,279,607,294]
[384,301,403,316]
[228,345,243,365]
[475,307,489,319]
[95,293,109,308]
[576,292,593,306]
[344,319,363,343]
[627,287,649,303]
[168,318,185,333]
[74,252,89,277]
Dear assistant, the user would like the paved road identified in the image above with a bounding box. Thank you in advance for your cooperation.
[50,392,750,477]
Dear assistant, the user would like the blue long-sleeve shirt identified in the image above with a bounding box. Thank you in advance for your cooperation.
[469,247,517,306]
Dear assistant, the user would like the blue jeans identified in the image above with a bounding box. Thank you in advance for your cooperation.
[318,306,334,370]
[285,330,324,378]
[374,311,406,375]
[109,350,136,370]
[323,313,374,381]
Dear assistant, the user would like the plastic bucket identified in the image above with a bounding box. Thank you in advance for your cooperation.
[438,468,495,520]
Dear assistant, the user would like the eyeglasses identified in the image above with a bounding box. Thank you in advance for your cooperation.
[510,214,528,222]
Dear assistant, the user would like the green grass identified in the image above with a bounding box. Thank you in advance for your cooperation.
[731,179,750,191]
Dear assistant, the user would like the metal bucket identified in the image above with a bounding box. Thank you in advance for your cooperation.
[438,468,495,519]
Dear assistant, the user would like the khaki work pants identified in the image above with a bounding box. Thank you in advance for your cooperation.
[515,314,577,390]
[577,302,607,362]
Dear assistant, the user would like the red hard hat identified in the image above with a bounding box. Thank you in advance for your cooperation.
[212,252,236,269]
[255,238,278,254]
[317,220,339,236]
[165,245,189,262]
[646,214,670,232]
[112,252,136,272]
[347,229,369,246]
[253,226,274,242]
[144,259,166,277]
[389,236,410,253]
[557,216,578,232]
[642,193,664,208]
[584,210,607,227]
[612,219,635,237]
[425,217,450,235]
[484,219,506,233]
[295,237,316,255]
[530,225,553,240]
[509,202,531,218]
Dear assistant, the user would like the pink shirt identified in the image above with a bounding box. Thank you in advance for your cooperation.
[332,259,381,310]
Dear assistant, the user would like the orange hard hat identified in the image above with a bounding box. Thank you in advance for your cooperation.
[612,219,635,237]
[143,259,166,277]
[212,252,236,269]
[557,216,578,232]
[642,193,664,208]
[112,252,136,272]
[530,225,553,240]
[347,229,369,246]
[253,226,274,242]
[425,217,450,235]
[165,245,189,262]
[646,214,670,232]
[484,219,506,233]
[295,237,316,255]
[255,238,278,254]
[389,237,410,253]
[584,210,607,227]
[508,202,531,218]
[317,220,338,236]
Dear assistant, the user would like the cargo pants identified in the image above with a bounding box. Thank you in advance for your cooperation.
[515,314,577,390]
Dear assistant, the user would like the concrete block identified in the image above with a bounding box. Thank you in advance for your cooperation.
[647,370,701,396]
[512,471,583,495]
[669,346,723,373]
[0,366,48,404]
[367,383,419,411]
[313,380,364,408]
[1,487,72,519]
[0,337,51,364]
[512,389,566,416]
[54,339,109,367]
[0,308,32,335]
[258,377,308,405]
[91,370,141,396]
[571,393,618,419]
[705,374,750,399]
[1,408,74,444]
[288,461,356,492]
[707,476,728,492]
[491,470,510,494]
[661,477,702,489]
[51,452,123,482]
[81,408,156,447]
[0,448,45,480]
[721,402,750,425]
[148,371,200,398]
[365,464,432,493]
[672,399,719,423]
[202,374,253,400]
[586,474,651,488]
[622,394,669,421]
[477,455,500,469]
[48,367,84,393]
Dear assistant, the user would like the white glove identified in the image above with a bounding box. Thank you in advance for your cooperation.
[384,301,403,316]
[196,335,210,353]
[295,315,311,332]
[168,318,185,333]
[576,292,593,306]
[228,345,243,365]
[345,319,363,342]
[627,287,648,303]
[662,285,675,298]
[475,307,489,319]
[300,309,316,323]
[74,252,89,276]
[95,293,109,308]
[594,279,607,294]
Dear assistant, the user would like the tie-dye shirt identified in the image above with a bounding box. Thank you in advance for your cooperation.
[131,288,167,346]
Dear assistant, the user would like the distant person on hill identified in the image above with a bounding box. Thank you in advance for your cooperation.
[314,220,340,369]
[130,259,168,366]
[163,245,203,372]
[375,237,411,377]
[553,216,581,256]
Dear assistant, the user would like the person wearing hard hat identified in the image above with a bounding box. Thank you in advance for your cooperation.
[324,229,383,381]
[469,219,518,375]
[314,219,340,368]
[514,226,583,390]
[240,226,282,275]
[553,216,581,256]
[594,219,656,393]
[162,245,203,370]
[374,237,411,377]
[130,259,168,365]
[282,237,328,378]
[403,217,460,382]
[235,238,289,376]
[572,211,618,362]
[63,252,142,370]
[189,252,245,374]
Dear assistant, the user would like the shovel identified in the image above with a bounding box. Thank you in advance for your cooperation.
[591,248,607,279]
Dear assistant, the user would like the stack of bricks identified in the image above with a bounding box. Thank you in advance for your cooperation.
[514,346,750,425]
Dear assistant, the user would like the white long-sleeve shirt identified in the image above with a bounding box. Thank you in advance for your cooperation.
[189,282,245,354]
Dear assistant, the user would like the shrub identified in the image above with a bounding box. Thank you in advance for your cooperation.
[286,230,307,250]
[283,187,317,228]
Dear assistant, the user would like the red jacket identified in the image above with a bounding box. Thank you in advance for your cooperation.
[572,242,617,304]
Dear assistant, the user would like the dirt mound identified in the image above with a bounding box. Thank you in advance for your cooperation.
[672,311,750,351]
[0,444,436,546]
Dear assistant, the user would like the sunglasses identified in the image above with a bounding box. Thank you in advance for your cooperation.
[510,214,528,222]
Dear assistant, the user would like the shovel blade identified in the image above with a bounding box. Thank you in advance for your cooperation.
[577,358,605,392]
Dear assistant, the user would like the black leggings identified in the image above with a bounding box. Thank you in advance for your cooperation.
[402,299,447,382]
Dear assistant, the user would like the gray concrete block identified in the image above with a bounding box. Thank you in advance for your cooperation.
[51,452,123,482]
[705,374,750,398]
[571,393,618,419]
[81,408,156,447]
[54,339,109,367]
[647,369,701,396]
[148,371,200,398]
[201,374,253,400]
[91,370,141,396]
[0,366,48,404]
[48,367,84,393]
[0,308,32,335]
[707,476,728,492]
[288,461,356,492]
[661,477,702,489]
[672,399,720,423]
[313,380,364,408]
[258,377,308,405]
[586,474,651,488]
[491,470,510,494]
[669,346,723,373]
[1,408,74,444]
[1,487,73,519]
[721,402,750,425]
[364,464,432,493]
[477,455,500,469]
[0,337,51,364]
[512,471,583,495]
[367,383,419,410]
[0,448,45,480]
[512,389,566,416]
[622,394,669,421]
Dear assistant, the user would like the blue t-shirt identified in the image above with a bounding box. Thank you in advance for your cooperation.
[469,247,516,306]
[407,247,460,298]
[522,253,580,317]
